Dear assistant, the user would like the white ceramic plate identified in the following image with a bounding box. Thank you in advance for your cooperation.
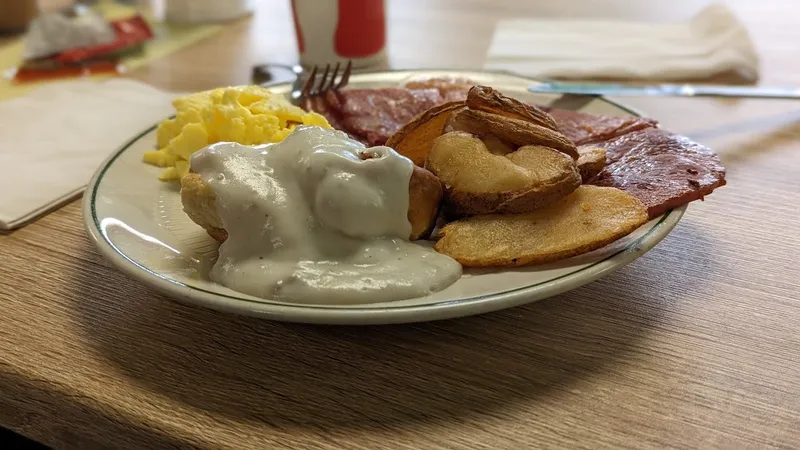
[83,70,685,325]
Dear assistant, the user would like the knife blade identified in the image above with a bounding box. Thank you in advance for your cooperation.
[528,82,800,100]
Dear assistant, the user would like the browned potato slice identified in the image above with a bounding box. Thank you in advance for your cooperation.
[466,85,559,131]
[385,101,465,166]
[434,185,649,267]
[576,145,607,183]
[426,132,581,216]
[445,108,579,160]
[181,166,443,242]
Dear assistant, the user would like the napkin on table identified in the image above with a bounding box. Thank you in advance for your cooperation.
[0,78,177,230]
[484,3,759,81]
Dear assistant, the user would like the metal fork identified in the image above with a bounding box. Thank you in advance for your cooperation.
[291,61,353,105]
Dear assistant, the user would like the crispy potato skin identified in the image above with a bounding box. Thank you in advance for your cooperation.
[465,85,560,130]
[384,101,465,166]
[446,108,578,160]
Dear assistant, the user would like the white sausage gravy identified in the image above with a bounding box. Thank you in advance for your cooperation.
[190,126,462,303]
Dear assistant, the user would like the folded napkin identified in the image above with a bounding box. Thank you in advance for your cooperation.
[0,78,177,230]
[484,3,759,81]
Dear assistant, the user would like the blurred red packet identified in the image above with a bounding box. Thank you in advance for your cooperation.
[55,15,153,64]
[13,60,120,83]
[12,15,153,83]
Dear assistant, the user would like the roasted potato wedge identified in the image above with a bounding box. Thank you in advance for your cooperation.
[181,165,444,242]
[426,132,581,216]
[434,185,649,267]
[577,145,607,183]
[385,101,465,166]
[446,108,579,160]
[465,85,559,131]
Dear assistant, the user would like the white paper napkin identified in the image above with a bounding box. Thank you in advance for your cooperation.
[0,78,177,230]
[484,3,759,81]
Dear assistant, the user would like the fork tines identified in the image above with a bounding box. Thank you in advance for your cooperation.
[301,60,352,98]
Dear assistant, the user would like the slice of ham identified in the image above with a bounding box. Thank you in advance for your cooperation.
[588,128,726,218]
[304,94,351,138]
[306,80,472,146]
[324,88,447,146]
[543,108,659,146]
[405,78,472,102]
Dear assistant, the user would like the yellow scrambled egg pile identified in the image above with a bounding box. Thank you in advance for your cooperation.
[143,85,331,181]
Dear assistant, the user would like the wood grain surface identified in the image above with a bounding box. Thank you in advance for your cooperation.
[2,0,800,449]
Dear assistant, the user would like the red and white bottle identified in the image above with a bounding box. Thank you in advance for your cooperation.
[291,0,388,69]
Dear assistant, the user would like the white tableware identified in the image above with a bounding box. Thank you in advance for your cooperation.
[83,69,685,325]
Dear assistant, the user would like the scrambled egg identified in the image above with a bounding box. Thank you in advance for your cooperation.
[143,85,331,181]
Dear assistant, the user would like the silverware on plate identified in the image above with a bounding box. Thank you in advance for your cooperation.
[529,81,800,100]
[251,61,353,105]
[292,61,353,105]
[252,63,304,87]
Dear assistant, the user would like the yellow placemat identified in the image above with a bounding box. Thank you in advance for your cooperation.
[0,2,223,101]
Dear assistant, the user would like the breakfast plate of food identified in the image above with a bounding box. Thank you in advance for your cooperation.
[83,69,726,324]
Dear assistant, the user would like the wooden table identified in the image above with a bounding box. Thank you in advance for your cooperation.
[3,1,800,448]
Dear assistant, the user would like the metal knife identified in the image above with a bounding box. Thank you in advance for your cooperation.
[528,82,800,100]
